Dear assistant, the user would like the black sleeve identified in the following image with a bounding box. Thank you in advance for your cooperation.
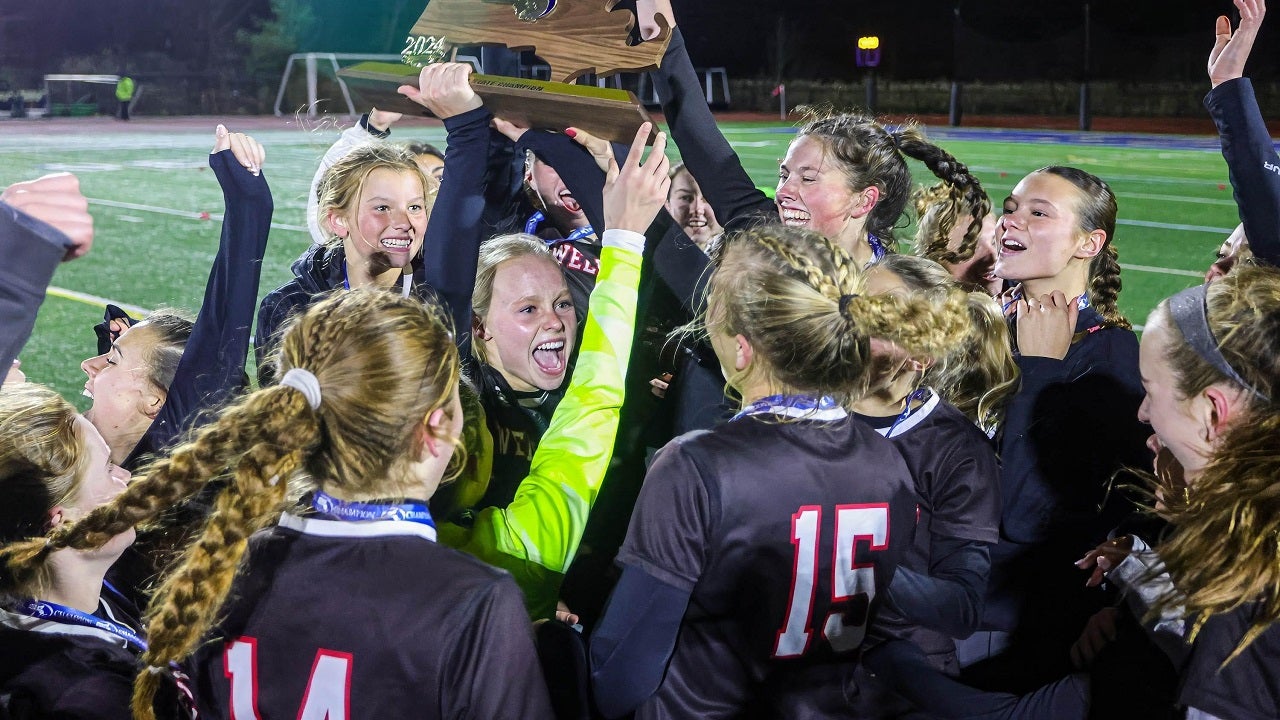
[517,130,608,233]
[884,538,990,639]
[647,27,774,229]
[443,575,556,719]
[418,105,494,356]
[589,565,692,719]
[517,131,714,314]
[860,639,1089,720]
[253,287,291,387]
[126,150,271,466]
[997,339,1149,550]
[615,441,714,591]
[1205,77,1280,266]
[0,201,69,378]
[929,440,1002,545]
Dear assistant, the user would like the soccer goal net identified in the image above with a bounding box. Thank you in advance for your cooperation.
[43,75,124,117]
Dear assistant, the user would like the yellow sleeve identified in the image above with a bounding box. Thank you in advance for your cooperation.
[439,244,641,618]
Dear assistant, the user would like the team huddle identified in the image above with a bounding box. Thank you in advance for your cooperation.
[2,1,1279,719]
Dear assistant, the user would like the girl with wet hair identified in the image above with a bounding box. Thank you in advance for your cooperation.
[590,224,972,718]
[0,384,189,719]
[10,290,556,720]
[962,164,1151,689]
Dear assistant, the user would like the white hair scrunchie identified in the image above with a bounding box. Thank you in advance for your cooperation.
[280,368,322,410]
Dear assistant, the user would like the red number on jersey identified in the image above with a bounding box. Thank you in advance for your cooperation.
[772,504,890,658]
[224,637,353,719]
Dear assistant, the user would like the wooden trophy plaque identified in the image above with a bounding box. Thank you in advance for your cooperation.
[337,0,672,143]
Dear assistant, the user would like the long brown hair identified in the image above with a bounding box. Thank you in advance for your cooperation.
[795,110,986,256]
[1034,166,1130,330]
[1147,265,1280,662]
[2,290,461,718]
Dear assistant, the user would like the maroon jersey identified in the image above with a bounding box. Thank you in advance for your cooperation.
[188,513,553,720]
[617,409,917,718]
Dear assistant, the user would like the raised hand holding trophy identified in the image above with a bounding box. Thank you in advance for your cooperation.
[338,0,672,142]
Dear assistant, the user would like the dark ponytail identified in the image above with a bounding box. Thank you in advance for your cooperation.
[895,128,989,265]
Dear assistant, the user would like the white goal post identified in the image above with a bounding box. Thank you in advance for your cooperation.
[274,52,481,118]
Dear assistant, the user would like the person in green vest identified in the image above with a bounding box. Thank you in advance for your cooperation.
[115,76,134,121]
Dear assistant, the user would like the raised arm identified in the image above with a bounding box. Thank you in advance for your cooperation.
[126,126,272,465]
[439,126,669,618]
[647,24,773,228]
[399,63,491,354]
[1205,0,1280,266]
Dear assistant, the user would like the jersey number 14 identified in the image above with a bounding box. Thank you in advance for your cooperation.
[773,504,889,658]
[225,637,353,719]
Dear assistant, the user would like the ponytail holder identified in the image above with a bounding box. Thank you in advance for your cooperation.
[146,665,166,675]
[280,368,322,410]
[888,132,902,151]
[839,294,859,316]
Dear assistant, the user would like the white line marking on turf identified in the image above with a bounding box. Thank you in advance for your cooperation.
[1116,219,1233,234]
[1120,264,1203,278]
[87,197,308,233]
[46,287,152,317]
[1114,192,1236,207]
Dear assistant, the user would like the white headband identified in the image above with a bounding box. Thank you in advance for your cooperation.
[280,368,322,410]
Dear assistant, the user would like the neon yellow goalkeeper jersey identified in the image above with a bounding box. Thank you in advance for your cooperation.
[439,243,641,619]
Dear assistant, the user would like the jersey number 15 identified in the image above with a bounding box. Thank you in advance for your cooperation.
[772,504,889,658]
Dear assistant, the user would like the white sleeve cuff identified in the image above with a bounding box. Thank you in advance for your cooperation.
[602,228,645,254]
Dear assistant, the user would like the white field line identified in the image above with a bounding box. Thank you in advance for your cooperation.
[87,197,308,233]
[1116,219,1233,234]
[1120,264,1203,278]
[46,286,152,316]
[1113,191,1236,207]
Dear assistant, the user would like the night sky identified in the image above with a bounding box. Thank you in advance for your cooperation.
[1,0,1275,84]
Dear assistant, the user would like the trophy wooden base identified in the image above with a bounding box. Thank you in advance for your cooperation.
[337,62,656,144]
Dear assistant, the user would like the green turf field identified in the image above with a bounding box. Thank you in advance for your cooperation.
[0,120,1232,406]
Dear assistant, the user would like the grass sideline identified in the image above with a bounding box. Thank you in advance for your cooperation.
[1,119,1234,407]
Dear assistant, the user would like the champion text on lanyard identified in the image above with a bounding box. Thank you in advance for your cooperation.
[310,489,437,529]
[18,599,148,651]
[731,394,847,422]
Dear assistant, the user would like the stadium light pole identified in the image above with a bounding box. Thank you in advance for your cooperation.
[949,3,962,126]
[1079,3,1092,131]
[857,36,881,113]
